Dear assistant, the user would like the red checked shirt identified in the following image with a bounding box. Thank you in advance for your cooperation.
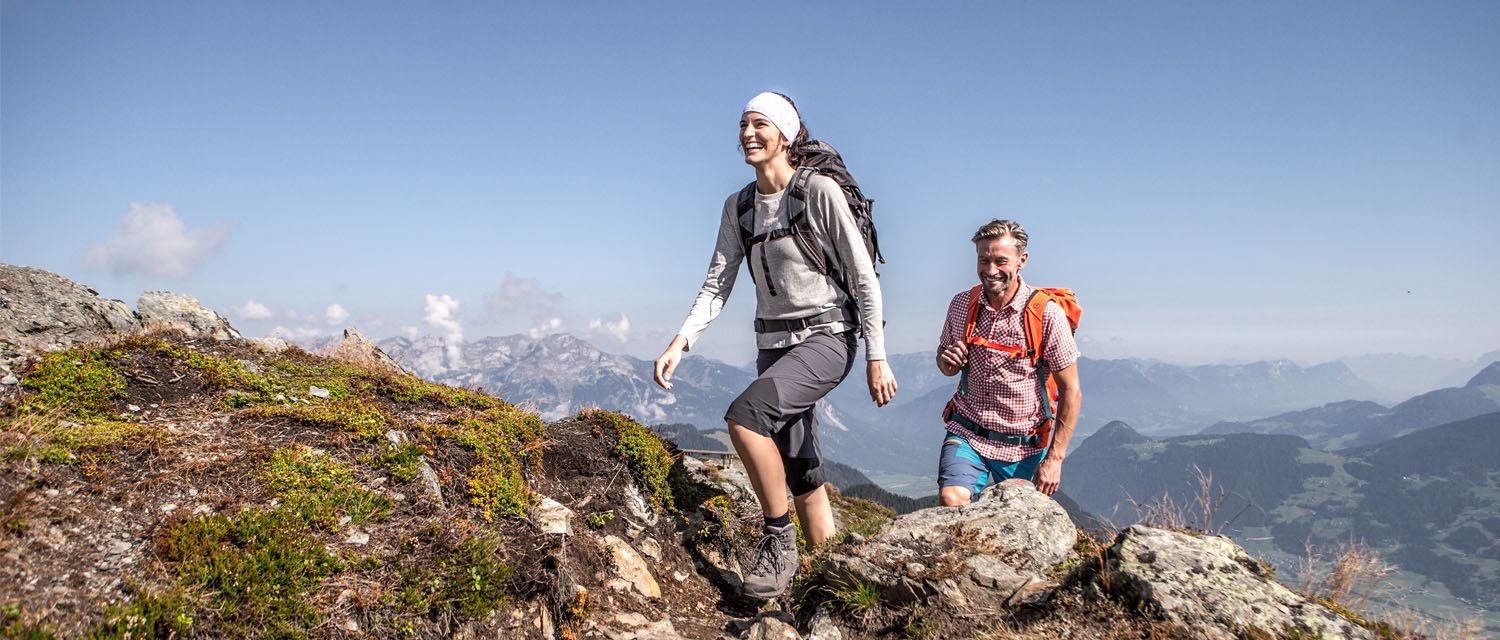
[939,278,1080,462]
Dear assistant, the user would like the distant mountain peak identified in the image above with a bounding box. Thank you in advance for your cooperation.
[1467,361,1500,387]
[1087,420,1148,446]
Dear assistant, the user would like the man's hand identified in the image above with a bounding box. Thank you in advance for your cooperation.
[937,342,968,376]
[1034,456,1063,495]
[867,359,897,406]
[653,336,687,390]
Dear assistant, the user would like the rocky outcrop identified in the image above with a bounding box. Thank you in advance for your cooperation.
[0,264,139,374]
[825,479,1076,610]
[1107,525,1373,639]
[136,291,241,342]
[319,328,408,375]
[0,265,245,381]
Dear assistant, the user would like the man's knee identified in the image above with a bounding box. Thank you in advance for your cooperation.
[940,485,972,506]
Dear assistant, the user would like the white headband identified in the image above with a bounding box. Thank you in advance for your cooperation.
[743,92,801,148]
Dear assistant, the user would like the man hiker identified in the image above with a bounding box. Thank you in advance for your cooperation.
[935,219,1081,505]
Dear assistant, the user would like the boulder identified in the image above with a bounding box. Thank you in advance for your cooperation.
[823,481,1075,609]
[137,291,241,341]
[602,535,660,599]
[1106,525,1373,639]
[0,264,139,372]
[319,327,408,374]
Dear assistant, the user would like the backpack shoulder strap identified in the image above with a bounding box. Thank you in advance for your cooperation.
[784,166,832,277]
[1022,289,1053,366]
[734,181,757,248]
[962,285,984,344]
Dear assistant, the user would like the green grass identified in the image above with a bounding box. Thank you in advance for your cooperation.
[156,508,343,638]
[578,409,679,513]
[395,531,511,619]
[18,348,126,418]
[429,405,544,521]
[88,589,198,639]
[376,441,426,483]
[263,446,393,529]
[244,399,390,440]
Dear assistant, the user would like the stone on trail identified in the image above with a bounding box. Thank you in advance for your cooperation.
[137,291,241,341]
[602,535,660,599]
[1107,525,1374,640]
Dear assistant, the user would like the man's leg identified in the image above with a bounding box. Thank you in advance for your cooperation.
[938,435,989,506]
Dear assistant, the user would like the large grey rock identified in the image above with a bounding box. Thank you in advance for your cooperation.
[137,291,240,341]
[1107,525,1373,640]
[0,264,139,371]
[824,481,1075,609]
[319,327,408,374]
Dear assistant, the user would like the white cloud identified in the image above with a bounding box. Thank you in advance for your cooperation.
[85,202,227,278]
[526,316,563,339]
[270,325,331,342]
[400,325,420,339]
[485,272,564,323]
[234,300,273,320]
[424,293,465,365]
[325,303,350,326]
[587,313,632,344]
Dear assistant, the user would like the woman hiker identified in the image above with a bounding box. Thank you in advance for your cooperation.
[652,91,897,599]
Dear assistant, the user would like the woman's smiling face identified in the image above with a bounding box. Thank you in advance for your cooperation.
[739,111,787,167]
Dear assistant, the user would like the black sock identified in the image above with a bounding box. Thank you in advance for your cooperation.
[764,512,791,530]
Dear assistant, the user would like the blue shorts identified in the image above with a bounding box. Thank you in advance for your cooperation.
[937,434,1048,500]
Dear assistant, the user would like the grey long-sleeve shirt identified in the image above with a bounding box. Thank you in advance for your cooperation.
[676,174,887,361]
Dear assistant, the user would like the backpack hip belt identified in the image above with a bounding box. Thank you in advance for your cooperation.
[942,400,1045,447]
[753,306,856,334]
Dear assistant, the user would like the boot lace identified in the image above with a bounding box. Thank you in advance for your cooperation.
[748,532,786,578]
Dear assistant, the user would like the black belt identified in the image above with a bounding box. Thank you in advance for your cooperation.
[947,409,1040,447]
[754,307,856,334]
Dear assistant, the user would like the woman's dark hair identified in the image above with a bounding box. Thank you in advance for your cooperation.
[771,92,812,167]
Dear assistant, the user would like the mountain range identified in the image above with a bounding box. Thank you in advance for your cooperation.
[1201,362,1500,449]
[1067,411,1500,629]
[373,332,1496,478]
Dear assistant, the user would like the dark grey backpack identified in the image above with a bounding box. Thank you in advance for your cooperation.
[734,140,883,298]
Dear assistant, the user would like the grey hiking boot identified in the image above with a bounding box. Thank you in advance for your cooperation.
[742,522,799,599]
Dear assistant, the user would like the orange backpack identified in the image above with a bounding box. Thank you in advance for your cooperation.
[945,285,1081,448]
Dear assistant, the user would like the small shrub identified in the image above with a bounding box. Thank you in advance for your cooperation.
[578,409,678,512]
[263,446,392,528]
[467,462,533,521]
[5,415,163,470]
[244,399,389,439]
[89,589,197,639]
[396,531,511,619]
[1,601,57,639]
[377,442,426,483]
[19,348,126,417]
[156,508,343,637]
[443,407,544,521]
[586,511,615,529]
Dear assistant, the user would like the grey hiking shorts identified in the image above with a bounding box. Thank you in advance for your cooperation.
[724,329,858,497]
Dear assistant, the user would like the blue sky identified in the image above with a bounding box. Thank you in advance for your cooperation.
[3,1,1498,367]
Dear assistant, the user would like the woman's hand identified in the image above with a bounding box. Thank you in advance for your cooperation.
[867,359,897,407]
[653,336,688,390]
